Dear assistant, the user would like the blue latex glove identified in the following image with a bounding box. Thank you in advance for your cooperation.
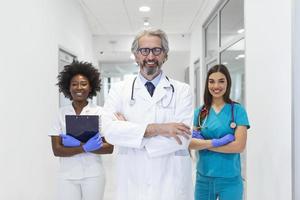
[192,130,204,139]
[212,134,235,147]
[60,134,81,147]
[82,133,103,152]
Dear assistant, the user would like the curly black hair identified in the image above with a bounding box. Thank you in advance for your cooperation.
[57,61,101,100]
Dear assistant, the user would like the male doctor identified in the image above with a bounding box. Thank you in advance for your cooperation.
[102,28,193,200]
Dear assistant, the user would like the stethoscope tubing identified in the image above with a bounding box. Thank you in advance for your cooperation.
[130,76,174,107]
[198,102,236,130]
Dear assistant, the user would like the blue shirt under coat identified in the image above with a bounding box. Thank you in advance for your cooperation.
[138,72,162,87]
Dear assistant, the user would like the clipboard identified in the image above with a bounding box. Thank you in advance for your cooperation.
[65,115,99,143]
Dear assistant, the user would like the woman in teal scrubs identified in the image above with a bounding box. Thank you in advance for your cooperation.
[189,64,250,200]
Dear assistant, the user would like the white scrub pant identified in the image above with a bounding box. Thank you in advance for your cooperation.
[58,176,105,200]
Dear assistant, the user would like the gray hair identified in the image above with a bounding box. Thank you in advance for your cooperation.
[131,28,169,56]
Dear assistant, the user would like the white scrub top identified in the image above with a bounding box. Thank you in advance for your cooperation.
[49,102,104,180]
[102,72,194,200]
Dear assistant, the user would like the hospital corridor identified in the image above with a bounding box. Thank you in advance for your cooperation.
[0,0,299,199]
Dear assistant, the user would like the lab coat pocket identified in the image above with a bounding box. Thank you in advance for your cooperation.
[156,100,175,122]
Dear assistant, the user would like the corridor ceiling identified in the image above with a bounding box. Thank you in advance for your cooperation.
[78,0,208,76]
[79,0,207,35]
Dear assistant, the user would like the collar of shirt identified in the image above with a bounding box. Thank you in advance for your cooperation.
[68,100,93,115]
[138,72,162,87]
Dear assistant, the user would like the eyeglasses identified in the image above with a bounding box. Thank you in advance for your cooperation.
[137,47,164,56]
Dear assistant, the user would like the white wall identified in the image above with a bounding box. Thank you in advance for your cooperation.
[0,0,96,199]
[163,51,190,82]
[189,0,293,199]
[292,0,300,198]
[164,34,191,82]
[245,0,292,199]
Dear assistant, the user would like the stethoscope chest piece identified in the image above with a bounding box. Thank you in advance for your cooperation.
[230,122,237,129]
[130,99,135,106]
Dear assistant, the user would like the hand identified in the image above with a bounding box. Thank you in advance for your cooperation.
[146,123,191,145]
[82,133,103,152]
[60,134,81,147]
[211,134,235,147]
[192,130,204,139]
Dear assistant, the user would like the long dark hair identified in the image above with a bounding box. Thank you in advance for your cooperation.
[203,64,232,110]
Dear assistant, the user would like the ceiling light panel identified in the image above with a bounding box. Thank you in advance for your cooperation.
[139,6,151,12]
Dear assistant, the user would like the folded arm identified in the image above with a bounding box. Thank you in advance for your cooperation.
[208,126,247,153]
[115,112,191,146]
[51,134,113,157]
[189,138,212,150]
[102,83,147,148]
[93,137,114,154]
[103,82,193,156]
[51,136,84,157]
[144,84,193,156]
[189,126,246,153]
[144,123,190,144]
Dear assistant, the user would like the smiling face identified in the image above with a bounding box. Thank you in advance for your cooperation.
[69,74,91,103]
[135,35,167,79]
[208,72,228,100]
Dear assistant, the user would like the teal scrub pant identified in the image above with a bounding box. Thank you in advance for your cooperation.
[194,172,243,200]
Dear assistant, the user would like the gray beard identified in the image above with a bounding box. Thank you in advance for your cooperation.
[140,60,162,75]
[145,66,158,75]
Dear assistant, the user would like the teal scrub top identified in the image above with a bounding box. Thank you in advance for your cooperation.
[193,103,250,178]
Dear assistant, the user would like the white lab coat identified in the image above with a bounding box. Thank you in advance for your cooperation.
[102,73,193,200]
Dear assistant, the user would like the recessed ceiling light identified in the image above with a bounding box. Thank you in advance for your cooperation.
[237,29,244,34]
[139,6,150,12]
[143,17,150,26]
[235,54,245,60]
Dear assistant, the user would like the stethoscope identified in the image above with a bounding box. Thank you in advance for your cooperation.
[198,102,237,130]
[130,76,175,107]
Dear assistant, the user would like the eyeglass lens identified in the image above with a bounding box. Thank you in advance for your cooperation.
[138,47,163,56]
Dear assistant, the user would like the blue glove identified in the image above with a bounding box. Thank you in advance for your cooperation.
[60,134,81,147]
[82,133,103,152]
[212,134,235,147]
[192,130,204,139]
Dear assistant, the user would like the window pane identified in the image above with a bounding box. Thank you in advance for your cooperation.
[220,39,245,104]
[221,38,246,200]
[220,0,244,46]
[205,16,218,60]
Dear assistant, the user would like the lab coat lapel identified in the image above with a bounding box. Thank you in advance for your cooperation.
[134,76,152,102]
[152,75,171,104]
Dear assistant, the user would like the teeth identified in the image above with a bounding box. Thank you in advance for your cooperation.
[212,90,222,94]
[76,93,83,96]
